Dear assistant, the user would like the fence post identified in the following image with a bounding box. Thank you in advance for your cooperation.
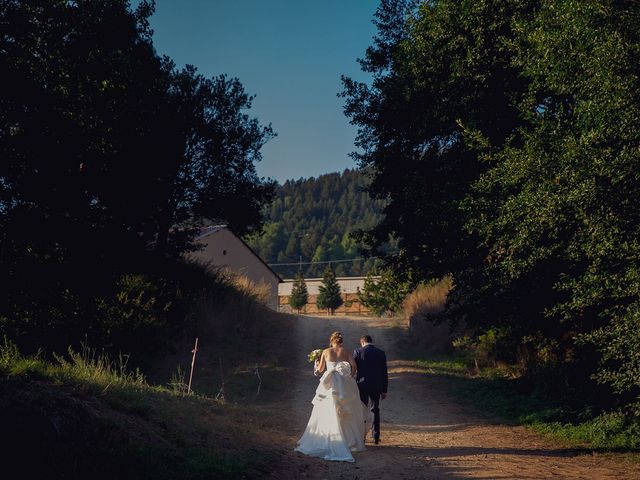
[187,337,198,394]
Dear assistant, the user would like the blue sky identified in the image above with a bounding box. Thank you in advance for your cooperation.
[147,0,379,183]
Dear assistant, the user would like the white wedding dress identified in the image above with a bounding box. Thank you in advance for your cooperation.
[295,361,366,462]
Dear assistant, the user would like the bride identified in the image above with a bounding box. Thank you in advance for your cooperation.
[295,331,366,462]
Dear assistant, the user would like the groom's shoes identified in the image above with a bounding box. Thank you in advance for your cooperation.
[374,438,380,445]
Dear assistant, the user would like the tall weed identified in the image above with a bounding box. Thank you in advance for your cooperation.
[53,344,147,388]
[403,276,452,323]
[403,277,457,352]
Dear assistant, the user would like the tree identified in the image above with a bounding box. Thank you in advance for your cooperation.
[156,65,276,255]
[0,0,275,351]
[358,268,413,316]
[289,271,309,313]
[465,0,640,397]
[342,0,540,347]
[342,0,531,283]
[344,0,640,415]
[316,267,343,315]
[0,0,169,349]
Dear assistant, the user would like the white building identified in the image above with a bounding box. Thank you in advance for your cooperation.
[188,225,282,310]
[278,276,373,296]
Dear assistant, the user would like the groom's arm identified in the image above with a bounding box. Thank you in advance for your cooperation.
[352,348,362,379]
[381,351,388,395]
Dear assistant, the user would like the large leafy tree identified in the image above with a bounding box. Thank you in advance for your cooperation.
[342,0,541,349]
[0,0,274,348]
[1,0,169,345]
[156,65,276,255]
[468,0,640,394]
[342,0,532,281]
[344,0,640,407]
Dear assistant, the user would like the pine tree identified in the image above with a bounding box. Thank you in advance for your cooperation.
[289,270,309,313]
[316,266,343,315]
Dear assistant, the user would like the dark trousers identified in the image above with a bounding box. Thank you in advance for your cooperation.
[358,388,381,440]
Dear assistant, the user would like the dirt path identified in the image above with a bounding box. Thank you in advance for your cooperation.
[268,315,639,480]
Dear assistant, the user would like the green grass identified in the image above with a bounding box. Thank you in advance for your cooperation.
[415,355,469,376]
[409,347,640,451]
[0,337,282,479]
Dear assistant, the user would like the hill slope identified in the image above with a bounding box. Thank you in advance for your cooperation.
[1,311,297,480]
[1,275,298,480]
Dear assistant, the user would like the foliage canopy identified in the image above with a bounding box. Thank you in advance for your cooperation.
[0,0,274,351]
[343,0,640,412]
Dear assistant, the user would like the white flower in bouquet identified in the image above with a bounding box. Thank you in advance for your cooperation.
[307,349,323,363]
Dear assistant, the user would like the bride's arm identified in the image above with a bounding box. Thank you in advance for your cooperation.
[317,349,327,373]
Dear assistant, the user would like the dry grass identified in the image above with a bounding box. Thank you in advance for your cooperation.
[228,273,272,306]
[192,271,279,344]
[143,267,297,404]
[403,276,452,324]
[402,277,459,352]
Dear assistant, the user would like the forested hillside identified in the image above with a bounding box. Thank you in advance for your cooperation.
[245,169,386,278]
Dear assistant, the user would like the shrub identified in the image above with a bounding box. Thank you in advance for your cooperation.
[359,267,414,316]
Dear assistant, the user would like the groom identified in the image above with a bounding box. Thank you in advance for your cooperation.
[353,334,388,444]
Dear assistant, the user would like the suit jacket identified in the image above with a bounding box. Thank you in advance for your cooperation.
[353,344,388,394]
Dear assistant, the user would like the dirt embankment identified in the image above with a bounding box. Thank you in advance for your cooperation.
[268,315,640,480]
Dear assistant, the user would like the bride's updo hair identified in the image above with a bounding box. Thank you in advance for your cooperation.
[329,331,343,347]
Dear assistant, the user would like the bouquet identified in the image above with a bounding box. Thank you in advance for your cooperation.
[307,349,323,363]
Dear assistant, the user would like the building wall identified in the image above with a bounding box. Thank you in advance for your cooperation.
[188,228,280,310]
[278,276,376,296]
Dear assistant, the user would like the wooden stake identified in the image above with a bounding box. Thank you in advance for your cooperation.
[187,337,198,394]
[254,363,262,396]
[216,356,226,402]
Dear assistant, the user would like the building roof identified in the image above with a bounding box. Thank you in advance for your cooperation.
[196,225,283,283]
[194,225,227,241]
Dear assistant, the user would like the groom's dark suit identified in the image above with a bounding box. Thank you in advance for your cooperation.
[353,343,388,442]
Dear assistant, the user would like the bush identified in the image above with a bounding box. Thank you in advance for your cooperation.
[359,267,414,316]
[0,258,235,357]
[453,329,506,370]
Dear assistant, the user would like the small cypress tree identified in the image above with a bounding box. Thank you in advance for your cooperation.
[289,270,309,313]
[316,266,343,315]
